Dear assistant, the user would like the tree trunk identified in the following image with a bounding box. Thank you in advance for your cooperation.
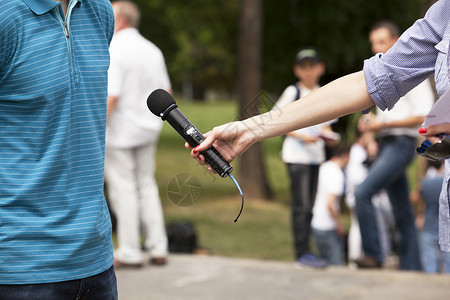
[237,0,272,200]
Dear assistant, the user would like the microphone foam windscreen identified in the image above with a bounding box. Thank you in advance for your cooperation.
[147,89,176,117]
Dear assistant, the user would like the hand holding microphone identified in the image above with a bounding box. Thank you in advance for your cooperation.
[147,89,233,178]
[147,89,245,221]
[187,121,254,174]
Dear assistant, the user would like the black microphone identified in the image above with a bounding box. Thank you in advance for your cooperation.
[147,89,233,178]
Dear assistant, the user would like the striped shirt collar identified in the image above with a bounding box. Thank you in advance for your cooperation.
[22,0,82,15]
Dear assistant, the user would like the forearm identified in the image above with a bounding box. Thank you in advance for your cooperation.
[243,71,373,142]
[193,71,373,164]
[106,95,119,121]
[382,116,425,129]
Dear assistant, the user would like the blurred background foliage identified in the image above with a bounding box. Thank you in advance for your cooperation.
[134,0,426,99]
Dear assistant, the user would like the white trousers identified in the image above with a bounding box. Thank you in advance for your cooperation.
[105,142,168,264]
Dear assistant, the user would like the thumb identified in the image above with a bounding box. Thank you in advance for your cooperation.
[196,130,216,152]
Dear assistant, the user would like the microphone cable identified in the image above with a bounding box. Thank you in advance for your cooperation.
[229,174,244,222]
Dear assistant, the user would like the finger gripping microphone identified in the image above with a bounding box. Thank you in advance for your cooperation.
[147,89,233,178]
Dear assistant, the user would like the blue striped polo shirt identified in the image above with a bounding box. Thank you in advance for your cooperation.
[0,0,114,284]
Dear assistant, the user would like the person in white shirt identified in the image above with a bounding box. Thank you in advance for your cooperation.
[311,144,351,265]
[354,21,435,269]
[272,48,340,268]
[104,1,171,267]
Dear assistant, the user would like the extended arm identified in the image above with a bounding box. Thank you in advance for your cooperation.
[192,71,373,165]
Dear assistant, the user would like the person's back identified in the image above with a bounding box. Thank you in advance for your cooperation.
[107,27,170,147]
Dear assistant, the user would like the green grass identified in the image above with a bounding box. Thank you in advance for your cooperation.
[154,100,294,261]
[163,198,293,261]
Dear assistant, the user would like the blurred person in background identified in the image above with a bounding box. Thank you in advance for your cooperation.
[311,143,351,266]
[346,128,397,267]
[271,48,340,269]
[416,160,450,273]
[354,20,435,269]
[104,0,171,268]
[345,130,377,263]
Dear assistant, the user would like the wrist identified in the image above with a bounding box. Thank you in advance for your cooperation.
[241,117,264,144]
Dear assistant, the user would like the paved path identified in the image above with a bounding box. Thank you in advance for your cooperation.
[116,254,450,300]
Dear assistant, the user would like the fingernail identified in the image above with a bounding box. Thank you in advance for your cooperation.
[192,149,197,154]
[194,145,199,151]
[198,157,201,161]
[418,127,427,134]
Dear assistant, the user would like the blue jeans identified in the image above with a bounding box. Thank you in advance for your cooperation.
[312,228,343,265]
[421,230,450,273]
[355,135,421,270]
[0,266,117,300]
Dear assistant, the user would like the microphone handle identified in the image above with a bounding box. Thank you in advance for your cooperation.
[166,109,233,178]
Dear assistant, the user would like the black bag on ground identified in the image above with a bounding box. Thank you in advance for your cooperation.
[166,221,198,253]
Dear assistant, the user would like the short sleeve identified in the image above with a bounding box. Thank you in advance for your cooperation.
[273,85,297,109]
[86,0,115,45]
[0,4,18,72]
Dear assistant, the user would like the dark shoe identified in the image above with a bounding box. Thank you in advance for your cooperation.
[295,254,328,269]
[150,257,167,266]
[113,259,143,269]
[355,256,381,269]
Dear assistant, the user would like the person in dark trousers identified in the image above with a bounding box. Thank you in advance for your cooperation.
[271,48,339,268]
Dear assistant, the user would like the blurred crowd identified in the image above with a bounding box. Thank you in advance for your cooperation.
[271,20,449,274]
[104,1,450,276]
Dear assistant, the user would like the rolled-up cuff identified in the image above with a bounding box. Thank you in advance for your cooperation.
[363,55,401,112]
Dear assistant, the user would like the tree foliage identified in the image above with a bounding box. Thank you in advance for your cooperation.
[263,0,423,91]
[133,0,425,98]
[135,0,238,97]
